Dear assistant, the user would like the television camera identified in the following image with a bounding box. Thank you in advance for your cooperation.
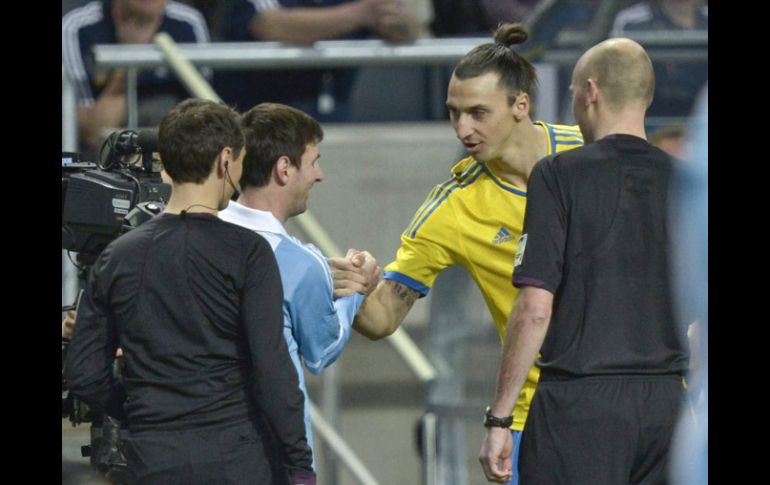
[62,128,171,263]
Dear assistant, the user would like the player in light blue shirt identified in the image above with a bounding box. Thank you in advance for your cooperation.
[219,102,381,465]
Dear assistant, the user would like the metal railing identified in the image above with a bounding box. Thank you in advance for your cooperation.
[89,33,705,132]
[94,37,494,129]
[541,27,708,75]
[94,37,489,69]
[94,34,707,71]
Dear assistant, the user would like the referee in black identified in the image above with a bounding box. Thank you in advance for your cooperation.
[479,38,689,484]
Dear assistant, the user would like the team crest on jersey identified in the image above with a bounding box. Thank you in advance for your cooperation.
[493,227,516,245]
[513,234,527,267]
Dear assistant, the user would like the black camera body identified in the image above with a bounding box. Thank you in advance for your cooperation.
[62,130,171,260]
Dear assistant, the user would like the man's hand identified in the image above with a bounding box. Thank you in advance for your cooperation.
[62,310,77,339]
[479,427,514,483]
[370,0,419,43]
[350,0,418,43]
[329,249,382,298]
[349,249,382,295]
[112,0,164,44]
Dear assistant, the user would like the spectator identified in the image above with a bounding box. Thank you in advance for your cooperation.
[431,0,539,37]
[214,0,420,121]
[612,0,708,117]
[62,0,211,151]
[613,0,707,31]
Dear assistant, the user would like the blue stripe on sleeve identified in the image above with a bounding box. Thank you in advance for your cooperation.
[554,140,584,145]
[383,271,430,296]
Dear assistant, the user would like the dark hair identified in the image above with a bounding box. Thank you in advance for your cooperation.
[158,99,244,184]
[239,103,324,189]
[453,23,538,104]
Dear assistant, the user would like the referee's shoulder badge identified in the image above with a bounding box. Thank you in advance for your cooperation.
[513,234,527,267]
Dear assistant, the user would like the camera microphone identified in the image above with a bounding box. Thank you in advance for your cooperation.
[137,128,159,154]
[138,128,159,171]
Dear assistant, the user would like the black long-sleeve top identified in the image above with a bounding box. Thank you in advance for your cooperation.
[64,212,313,476]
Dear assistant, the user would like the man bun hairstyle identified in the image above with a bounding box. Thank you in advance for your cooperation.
[454,23,538,104]
[494,22,529,46]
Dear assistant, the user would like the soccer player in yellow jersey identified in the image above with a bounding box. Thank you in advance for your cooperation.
[331,23,582,485]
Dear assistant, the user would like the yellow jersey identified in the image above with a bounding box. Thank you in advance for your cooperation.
[383,121,583,430]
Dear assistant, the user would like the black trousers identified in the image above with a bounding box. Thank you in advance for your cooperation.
[519,375,685,485]
[123,419,277,485]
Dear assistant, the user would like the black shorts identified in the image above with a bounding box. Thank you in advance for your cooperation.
[519,375,685,485]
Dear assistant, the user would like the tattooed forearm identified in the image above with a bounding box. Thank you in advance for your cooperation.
[353,279,419,339]
[389,281,419,308]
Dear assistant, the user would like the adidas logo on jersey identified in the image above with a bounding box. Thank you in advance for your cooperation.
[493,227,516,244]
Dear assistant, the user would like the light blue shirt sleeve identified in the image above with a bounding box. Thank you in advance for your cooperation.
[277,240,364,375]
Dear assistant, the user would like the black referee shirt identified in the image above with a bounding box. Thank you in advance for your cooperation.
[513,134,689,379]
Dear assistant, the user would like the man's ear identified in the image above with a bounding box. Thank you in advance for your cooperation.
[586,78,600,106]
[511,92,531,122]
[273,155,293,185]
[216,147,232,177]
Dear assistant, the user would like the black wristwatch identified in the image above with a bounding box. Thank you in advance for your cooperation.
[483,406,513,428]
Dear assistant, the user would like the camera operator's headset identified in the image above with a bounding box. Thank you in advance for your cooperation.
[224,160,241,198]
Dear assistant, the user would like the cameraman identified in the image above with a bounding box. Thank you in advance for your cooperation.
[64,99,315,485]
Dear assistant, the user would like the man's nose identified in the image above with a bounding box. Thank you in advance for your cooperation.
[454,114,473,139]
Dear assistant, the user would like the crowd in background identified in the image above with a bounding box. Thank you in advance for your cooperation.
[63,0,707,153]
